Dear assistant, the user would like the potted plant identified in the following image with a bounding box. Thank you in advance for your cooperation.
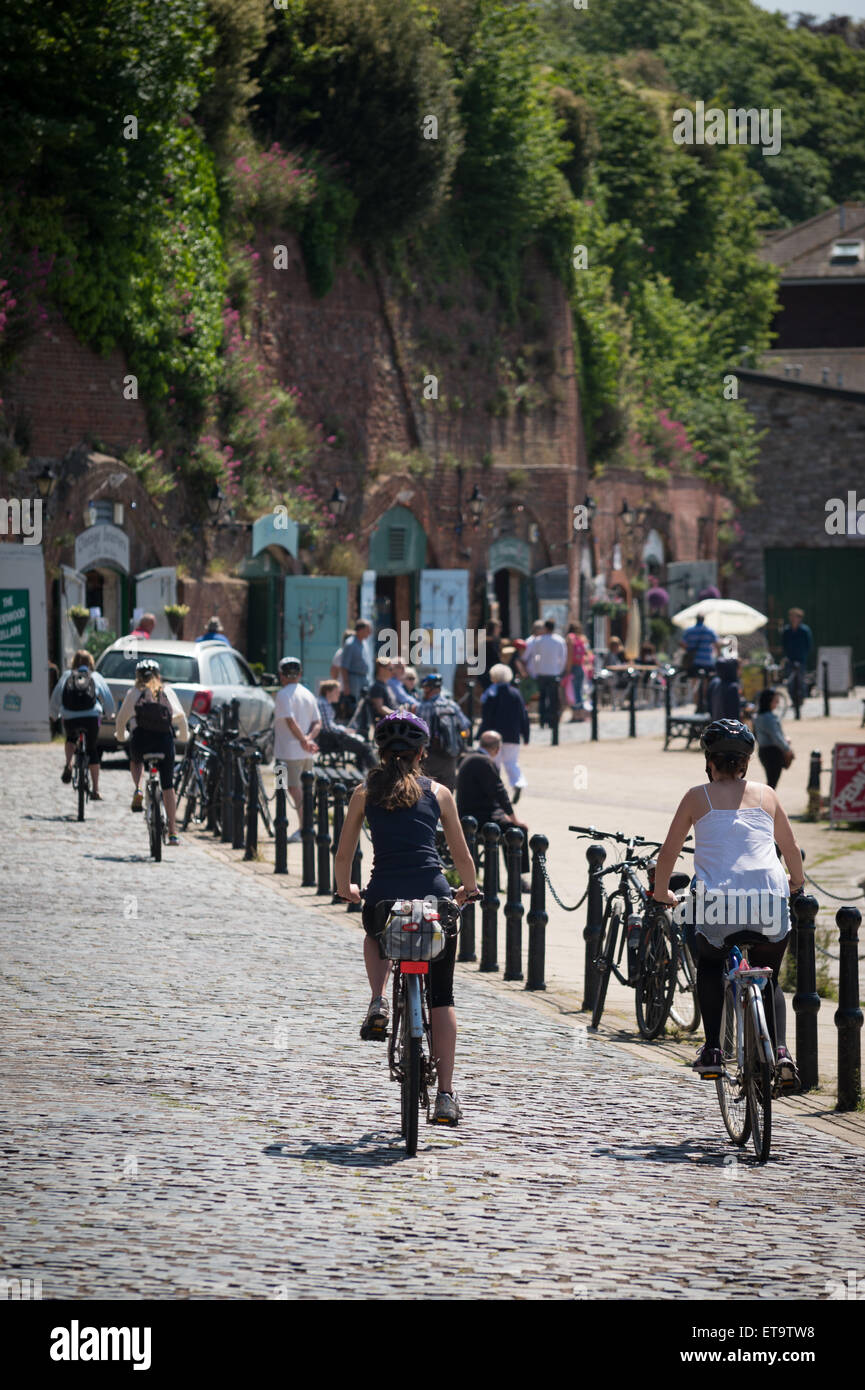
[68,605,91,636]
[164,603,190,638]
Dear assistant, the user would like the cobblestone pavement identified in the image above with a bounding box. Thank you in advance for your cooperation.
[2,745,864,1300]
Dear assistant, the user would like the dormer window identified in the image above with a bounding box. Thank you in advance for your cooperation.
[830,239,864,264]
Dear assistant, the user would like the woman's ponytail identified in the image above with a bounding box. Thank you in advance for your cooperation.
[365,748,424,810]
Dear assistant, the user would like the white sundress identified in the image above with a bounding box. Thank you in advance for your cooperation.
[691,783,790,946]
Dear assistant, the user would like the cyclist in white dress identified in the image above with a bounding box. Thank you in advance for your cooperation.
[652,719,805,1083]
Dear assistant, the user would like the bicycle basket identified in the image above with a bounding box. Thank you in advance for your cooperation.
[381,899,447,963]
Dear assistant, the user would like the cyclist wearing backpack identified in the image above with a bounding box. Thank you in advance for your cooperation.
[115,659,188,843]
[416,672,470,790]
[50,649,115,800]
[334,710,480,1126]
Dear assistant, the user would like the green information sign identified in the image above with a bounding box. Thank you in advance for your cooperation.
[0,588,31,682]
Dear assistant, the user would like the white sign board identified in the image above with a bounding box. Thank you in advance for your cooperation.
[74,523,130,575]
[816,646,853,697]
[0,544,50,742]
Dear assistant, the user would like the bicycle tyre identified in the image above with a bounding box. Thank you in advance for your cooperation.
[591,900,621,1030]
[745,994,772,1164]
[403,1036,421,1157]
[669,937,701,1033]
[716,985,750,1146]
[181,787,197,830]
[150,786,163,862]
[635,911,678,1040]
[77,750,86,822]
[257,768,274,836]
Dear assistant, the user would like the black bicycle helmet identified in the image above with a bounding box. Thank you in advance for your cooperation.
[374,710,430,752]
[700,718,755,756]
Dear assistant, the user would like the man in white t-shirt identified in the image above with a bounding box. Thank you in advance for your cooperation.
[524,619,567,730]
[273,656,321,841]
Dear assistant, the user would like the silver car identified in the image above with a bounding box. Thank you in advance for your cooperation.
[95,638,275,758]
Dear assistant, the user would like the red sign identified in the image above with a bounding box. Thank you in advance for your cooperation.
[829,744,865,823]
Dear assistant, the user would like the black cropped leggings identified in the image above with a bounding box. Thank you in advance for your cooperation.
[695,932,791,1052]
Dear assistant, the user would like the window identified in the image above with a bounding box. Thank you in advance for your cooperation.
[830,240,864,264]
[387,526,406,563]
[88,500,115,524]
[98,650,199,683]
[207,653,236,686]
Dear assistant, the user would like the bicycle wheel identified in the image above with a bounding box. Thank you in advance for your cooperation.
[716,984,750,1146]
[745,992,772,1163]
[149,785,163,862]
[181,784,197,829]
[669,936,701,1032]
[591,899,621,1030]
[635,911,678,1040]
[400,975,422,1157]
[77,749,86,822]
[257,768,274,836]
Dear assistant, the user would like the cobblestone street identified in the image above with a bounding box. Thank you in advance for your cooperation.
[2,745,865,1301]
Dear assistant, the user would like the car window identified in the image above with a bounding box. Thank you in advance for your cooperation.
[98,650,199,683]
[207,652,235,685]
[226,653,255,686]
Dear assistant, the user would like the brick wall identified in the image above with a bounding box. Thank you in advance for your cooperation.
[176,577,248,653]
[3,314,150,459]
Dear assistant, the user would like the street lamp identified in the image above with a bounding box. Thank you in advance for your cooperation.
[329,485,347,520]
[468,485,485,528]
[35,466,55,500]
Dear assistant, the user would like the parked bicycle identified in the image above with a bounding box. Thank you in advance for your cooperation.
[570,826,694,1038]
[371,895,472,1157]
[232,732,274,837]
[645,858,700,1033]
[71,729,90,822]
[708,940,783,1164]
[143,753,168,861]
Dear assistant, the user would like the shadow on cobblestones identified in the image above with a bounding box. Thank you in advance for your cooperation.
[267,1136,415,1167]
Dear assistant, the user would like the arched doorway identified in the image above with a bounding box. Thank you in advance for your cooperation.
[367,505,429,637]
[488,537,531,640]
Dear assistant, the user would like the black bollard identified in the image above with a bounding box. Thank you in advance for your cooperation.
[274,765,288,875]
[591,676,599,742]
[221,728,233,844]
[503,826,525,981]
[807,749,822,819]
[628,669,637,738]
[822,660,830,718]
[582,843,607,1011]
[244,750,259,860]
[550,682,560,747]
[480,821,501,972]
[792,893,820,1091]
[459,816,478,962]
[316,777,331,895]
[331,781,346,903]
[232,746,245,850]
[300,770,316,887]
[347,832,362,912]
[835,906,863,1112]
[466,679,475,739]
[526,833,548,991]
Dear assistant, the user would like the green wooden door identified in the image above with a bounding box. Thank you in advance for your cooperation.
[764,548,865,672]
[284,575,347,692]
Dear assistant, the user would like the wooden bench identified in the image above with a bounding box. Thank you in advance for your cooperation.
[665,712,710,750]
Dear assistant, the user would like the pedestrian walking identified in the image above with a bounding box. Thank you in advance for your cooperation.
[333,710,479,1126]
[524,618,567,729]
[754,687,794,789]
[273,656,321,842]
[781,607,813,707]
[416,672,471,790]
[564,621,590,722]
[478,663,529,800]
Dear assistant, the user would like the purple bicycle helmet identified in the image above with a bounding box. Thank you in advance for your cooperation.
[374,709,430,752]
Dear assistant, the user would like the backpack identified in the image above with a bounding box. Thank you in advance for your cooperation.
[135,688,173,732]
[428,700,463,758]
[65,668,97,712]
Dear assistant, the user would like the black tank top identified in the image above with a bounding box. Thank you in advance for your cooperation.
[364,775,443,897]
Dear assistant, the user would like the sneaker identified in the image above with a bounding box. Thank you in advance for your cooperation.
[91,792,103,801]
[287,829,302,844]
[432,1091,462,1126]
[359,996,389,1042]
[61,767,72,784]
[168,835,180,847]
[131,791,144,813]
[776,1045,800,1090]
[692,1045,724,1077]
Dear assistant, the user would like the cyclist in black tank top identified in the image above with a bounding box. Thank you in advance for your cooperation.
[335,711,479,1126]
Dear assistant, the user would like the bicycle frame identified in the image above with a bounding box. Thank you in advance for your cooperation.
[727,960,775,1074]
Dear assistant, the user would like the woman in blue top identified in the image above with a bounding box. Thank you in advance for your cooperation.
[335,710,479,1126]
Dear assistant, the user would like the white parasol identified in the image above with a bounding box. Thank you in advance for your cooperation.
[671,599,768,637]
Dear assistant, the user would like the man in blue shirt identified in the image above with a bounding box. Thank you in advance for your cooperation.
[781,607,813,706]
[680,613,718,671]
[339,619,372,712]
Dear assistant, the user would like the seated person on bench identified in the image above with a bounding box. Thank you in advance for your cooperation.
[456,730,530,887]
[317,680,377,771]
